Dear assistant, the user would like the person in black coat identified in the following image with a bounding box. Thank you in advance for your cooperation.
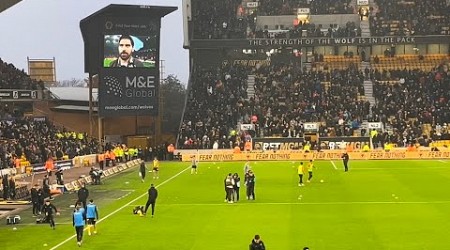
[31,184,40,216]
[249,235,266,250]
[2,174,9,200]
[139,161,148,182]
[42,199,59,229]
[42,174,51,199]
[144,184,158,217]
[77,183,89,209]
[342,152,349,172]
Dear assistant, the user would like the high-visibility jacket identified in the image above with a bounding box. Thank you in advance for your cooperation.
[45,159,55,171]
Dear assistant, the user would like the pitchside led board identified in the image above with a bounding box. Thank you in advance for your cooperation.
[80,5,177,117]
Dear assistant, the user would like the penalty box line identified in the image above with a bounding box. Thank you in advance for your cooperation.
[50,166,191,250]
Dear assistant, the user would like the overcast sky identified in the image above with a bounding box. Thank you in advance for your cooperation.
[0,0,189,84]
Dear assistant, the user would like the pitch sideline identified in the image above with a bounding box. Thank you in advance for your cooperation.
[50,166,191,250]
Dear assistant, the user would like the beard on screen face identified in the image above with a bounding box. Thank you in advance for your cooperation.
[120,51,131,61]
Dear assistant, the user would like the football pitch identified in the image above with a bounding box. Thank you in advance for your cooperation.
[2,159,450,249]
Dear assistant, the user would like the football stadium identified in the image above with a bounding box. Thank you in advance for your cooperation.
[1,0,450,249]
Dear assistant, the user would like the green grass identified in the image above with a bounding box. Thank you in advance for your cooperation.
[2,160,450,249]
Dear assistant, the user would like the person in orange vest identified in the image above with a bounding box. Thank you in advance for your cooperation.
[104,150,111,168]
[167,144,175,161]
[98,153,105,170]
[14,156,21,173]
[109,150,116,166]
[45,156,55,177]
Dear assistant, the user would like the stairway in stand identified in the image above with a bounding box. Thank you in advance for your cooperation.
[246,75,256,101]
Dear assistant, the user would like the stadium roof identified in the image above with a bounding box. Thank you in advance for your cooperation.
[48,87,98,102]
[51,105,98,112]
[0,0,22,13]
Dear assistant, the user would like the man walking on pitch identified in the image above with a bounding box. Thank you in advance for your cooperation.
[144,184,158,217]
[73,202,85,247]
[249,234,266,250]
[42,199,59,229]
[342,152,349,172]
[298,162,305,186]
[152,157,160,179]
[77,183,89,209]
[139,161,148,182]
[307,160,315,183]
[86,199,99,236]
[245,170,256,200]
[190,156,198,174]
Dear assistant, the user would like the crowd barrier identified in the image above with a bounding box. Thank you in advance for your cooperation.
[181,150,450,162]
[63,159,142,192]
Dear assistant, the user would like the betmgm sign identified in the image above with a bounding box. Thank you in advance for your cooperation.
[80,4,176,117]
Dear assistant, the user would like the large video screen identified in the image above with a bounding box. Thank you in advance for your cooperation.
[103,34,157,68]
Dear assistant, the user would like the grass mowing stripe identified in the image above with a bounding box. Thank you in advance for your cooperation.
[49,166,191,250]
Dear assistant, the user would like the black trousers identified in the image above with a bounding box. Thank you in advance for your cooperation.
[308,172,313,180]
[140,170,146,180]
[343,160,349,171]
[144,200,155,215]
[78,199,87,209]
[75,226,84,242]
[299,174,303,184]
[234,187,240,201]
[32,201,40,215]
[46,215,55,228]
[226,187,234,201]
[246,184,255,200]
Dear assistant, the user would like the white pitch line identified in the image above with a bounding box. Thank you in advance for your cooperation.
[353,167,449,170]
[50,166,190,250]
[438,160,447,163]
[330,161,338,170]
[128,200,450,206]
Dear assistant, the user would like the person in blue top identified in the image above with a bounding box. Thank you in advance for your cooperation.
[73,203,86,247]
[86,199,99,236]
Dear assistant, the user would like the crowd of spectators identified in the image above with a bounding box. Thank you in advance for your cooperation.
[191,0,358,40]
[178,64,249,149]
[0,109,99,168]
[370,0,450,36]
[257,0,354,16]
[178,58,370,149]
[192,0,247,39]
[252,21,361,39]
[248,63,367,138]
[371,64,450,146]
[0,58,44,90]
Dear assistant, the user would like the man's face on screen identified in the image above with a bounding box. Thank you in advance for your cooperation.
[118,38,133,61]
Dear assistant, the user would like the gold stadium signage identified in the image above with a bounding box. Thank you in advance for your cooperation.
[248,37,416,46]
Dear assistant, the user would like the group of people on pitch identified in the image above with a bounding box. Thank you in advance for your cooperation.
[224,162,256,203]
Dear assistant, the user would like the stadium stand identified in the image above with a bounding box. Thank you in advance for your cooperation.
[182,0,450,149]
[0,58,44,90]
[178,64,249,149]
[0,117,99,166]
[370,0,450,36]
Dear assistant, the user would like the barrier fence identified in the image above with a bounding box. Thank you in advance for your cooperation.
[181,150,450,162]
